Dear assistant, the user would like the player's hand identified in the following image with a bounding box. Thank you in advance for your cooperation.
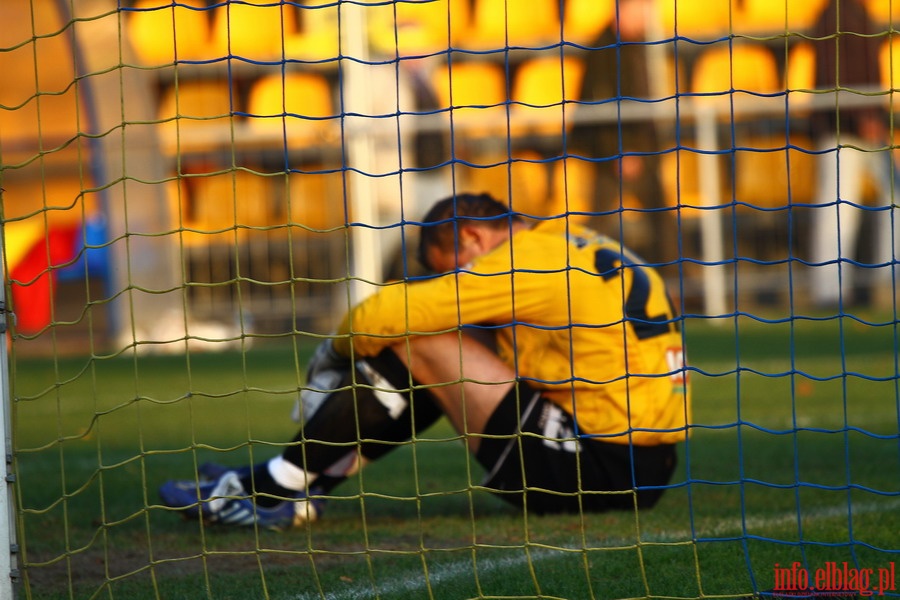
[292,340,351,423]
[306,339,350,382]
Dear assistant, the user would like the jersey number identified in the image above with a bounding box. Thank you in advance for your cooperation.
[594,248,675,340]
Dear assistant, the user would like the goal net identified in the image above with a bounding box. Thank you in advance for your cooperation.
[1,0,898,598]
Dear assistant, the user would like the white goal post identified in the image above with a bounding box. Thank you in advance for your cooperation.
[0,225,19,600]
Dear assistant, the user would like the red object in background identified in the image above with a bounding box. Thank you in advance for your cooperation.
[9,224,80,334]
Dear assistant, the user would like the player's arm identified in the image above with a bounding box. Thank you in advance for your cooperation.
[332,261,522,358]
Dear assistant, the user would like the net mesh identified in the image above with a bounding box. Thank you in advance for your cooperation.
[1,0,899,598]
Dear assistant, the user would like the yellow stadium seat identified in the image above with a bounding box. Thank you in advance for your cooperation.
[368,0,471,57]
[657,0,732,39]
[157,80,234,150]
[210,0,297,61]
[732,136,816,209]
[286,167,350,232]
[453,152,551,218]
[127,0,213,65]
[177,170,274,246]
[659,147,728,216]
[432,61,510,145]
[689,45,783,213]
[247,72,336,147]
[691,44,781,115]
[549,156,595,222]
[865,0,900,26]
[882,38,900,89]
[729,136,816,267]
[1,174,86,228]
[460,0,560,51]
[510,54,586,136]
[735,0,828,34]
[0,1,84,155]
[562,0,614,45]
[784,42,816,108]
[881,39,900,112]
[283,2,341,64]
[508,154,552,218]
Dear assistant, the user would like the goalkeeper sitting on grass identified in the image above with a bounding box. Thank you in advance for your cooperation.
[160,192,691,530]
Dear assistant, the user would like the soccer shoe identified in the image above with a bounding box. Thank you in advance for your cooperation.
[158,471,326,530]
[196,461,328,525]
[158,475,223,521]
[197,461,252,481]
[197,461,329,520]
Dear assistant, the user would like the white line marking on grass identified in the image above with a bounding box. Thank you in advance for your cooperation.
[646,497,900,543]
[290,498,900,600]
[291,552,528,600]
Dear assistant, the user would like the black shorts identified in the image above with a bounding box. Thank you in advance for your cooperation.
[475,387,678,514]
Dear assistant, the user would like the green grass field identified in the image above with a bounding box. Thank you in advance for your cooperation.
[10,313,900,600]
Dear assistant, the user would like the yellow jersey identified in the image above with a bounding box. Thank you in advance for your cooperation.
[334,220,691,446]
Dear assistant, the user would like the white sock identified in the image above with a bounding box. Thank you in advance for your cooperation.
[267,455,313,491]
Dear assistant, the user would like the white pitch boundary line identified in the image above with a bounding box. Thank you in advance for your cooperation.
[659,497,900,542]
[291,497,900,600]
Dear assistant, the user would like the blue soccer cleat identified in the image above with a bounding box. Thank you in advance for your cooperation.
[197,461,253,481]
[158,475,223,521]
[159,471,326,531]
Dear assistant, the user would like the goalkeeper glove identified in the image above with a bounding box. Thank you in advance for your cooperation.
[293,339,351,423]
[307,339,350,380]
